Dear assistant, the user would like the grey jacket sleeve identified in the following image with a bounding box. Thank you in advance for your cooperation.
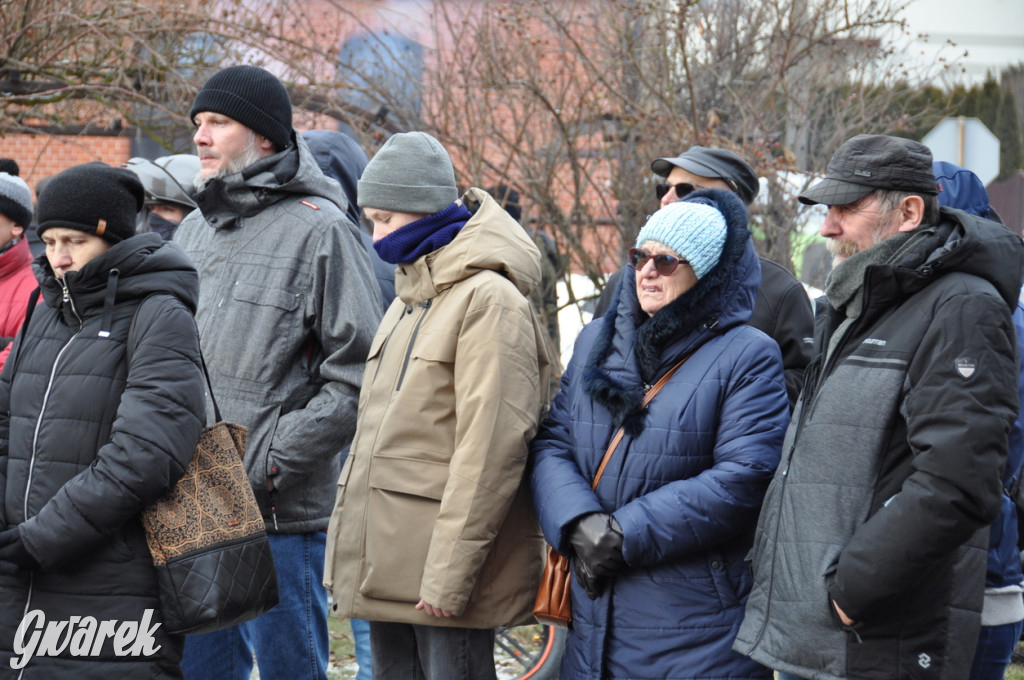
[266,221,382,491]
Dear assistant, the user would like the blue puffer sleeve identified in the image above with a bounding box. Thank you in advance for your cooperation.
[530,327,606,554]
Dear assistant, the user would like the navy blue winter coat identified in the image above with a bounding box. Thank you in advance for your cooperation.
[530,190,789,680]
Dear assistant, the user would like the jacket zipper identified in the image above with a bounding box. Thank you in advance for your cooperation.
[23,280,82,522]
[805,281,875,421]
[395,300,432,391]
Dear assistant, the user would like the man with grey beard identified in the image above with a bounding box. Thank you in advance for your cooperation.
[174,65,382,680]
[734,134,1024,680]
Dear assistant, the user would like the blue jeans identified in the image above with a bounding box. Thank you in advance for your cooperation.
[970,620,1024,680]
[351,617,372,680]
[181,532,329,680]
[369,621,496,680]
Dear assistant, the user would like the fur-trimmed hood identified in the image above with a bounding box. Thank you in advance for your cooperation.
[583,189,760,434]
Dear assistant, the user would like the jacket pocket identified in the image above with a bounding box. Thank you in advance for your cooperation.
[232,282,302,312]
[707,550,744,609]
[217,281,304,388]
[359,455,448,603]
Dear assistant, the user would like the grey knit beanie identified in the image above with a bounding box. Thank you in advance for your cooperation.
[0,171,33,229]
[357,132,457,214]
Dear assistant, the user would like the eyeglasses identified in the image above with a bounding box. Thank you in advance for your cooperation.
[655,182,696,201]
[628,248,687,276]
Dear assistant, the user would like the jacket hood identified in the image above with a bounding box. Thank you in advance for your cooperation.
[583,188,761,434]
[883,208,1024,311]
[191,132,350,231]
[301,129,367,225]
[933,161,997,220]
[395,188,542,303]
[34,233,199,324]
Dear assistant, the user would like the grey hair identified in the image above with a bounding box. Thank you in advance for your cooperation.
[873,188,940,227]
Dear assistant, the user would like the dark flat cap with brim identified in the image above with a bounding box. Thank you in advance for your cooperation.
[799,134,938,206]
[651,146,760,205]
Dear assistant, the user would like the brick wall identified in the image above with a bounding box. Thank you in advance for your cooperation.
[1,133,133,197]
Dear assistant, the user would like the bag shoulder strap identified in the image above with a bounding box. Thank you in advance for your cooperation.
[591,353,692,490]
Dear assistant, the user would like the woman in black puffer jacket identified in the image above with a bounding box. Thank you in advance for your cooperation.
[0,163,206,678]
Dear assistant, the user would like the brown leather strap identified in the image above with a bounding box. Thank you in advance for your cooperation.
[591,353,692,490]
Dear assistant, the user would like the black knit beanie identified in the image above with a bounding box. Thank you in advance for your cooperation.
[190,65,293,151]
[36,162,144,244]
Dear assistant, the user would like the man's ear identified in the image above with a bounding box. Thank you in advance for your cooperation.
[256,134,276,154]
[896,195,925,233]
[11,225,24,239]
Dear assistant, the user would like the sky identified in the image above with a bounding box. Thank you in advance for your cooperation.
[901,0,1024,84]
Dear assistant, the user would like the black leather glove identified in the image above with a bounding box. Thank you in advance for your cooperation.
[0,526,39,574]
[572,555,604,600]
[568,512,626,599]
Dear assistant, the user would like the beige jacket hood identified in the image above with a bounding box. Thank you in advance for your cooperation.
[325,188,551,628]
[395,188,542,303]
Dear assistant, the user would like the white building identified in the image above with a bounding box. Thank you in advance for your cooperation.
[902,0,1024,85]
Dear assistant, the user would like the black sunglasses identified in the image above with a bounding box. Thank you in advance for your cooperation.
[654,182,696,201]
[629,248,687,276]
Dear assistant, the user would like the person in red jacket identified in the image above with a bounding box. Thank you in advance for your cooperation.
[0,160,39,370]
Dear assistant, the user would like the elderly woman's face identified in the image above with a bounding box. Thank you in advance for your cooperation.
[634,241,698,317]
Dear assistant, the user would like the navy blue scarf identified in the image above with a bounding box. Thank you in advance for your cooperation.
[373,202,472,265]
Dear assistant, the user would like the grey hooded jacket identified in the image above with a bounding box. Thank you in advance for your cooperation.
[175,133,382,533]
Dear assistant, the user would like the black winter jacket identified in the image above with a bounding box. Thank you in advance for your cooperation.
[0,234,206,678]
[735,209,1024,680]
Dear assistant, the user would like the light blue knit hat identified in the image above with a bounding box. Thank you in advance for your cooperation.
[634,201,727,279]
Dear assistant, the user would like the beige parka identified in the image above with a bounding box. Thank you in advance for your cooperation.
[324,188,551,628]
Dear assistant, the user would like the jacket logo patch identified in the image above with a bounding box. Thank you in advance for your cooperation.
[918,652,931,669]
[955,357,976,379]
[863,338,887,346]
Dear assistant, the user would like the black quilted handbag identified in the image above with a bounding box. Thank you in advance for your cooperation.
[140,356,279,635]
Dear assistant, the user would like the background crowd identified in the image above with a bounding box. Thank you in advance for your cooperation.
[0,63,1022,680]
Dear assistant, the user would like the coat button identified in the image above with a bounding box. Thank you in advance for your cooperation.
[711,560,722,570]
[406,306,414,314]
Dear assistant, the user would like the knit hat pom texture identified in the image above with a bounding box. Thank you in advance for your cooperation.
[190,65,293,152]
[357,131,458,215]
[0,171,33,229]
[36,162,145,244]
[635,201,727,279]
